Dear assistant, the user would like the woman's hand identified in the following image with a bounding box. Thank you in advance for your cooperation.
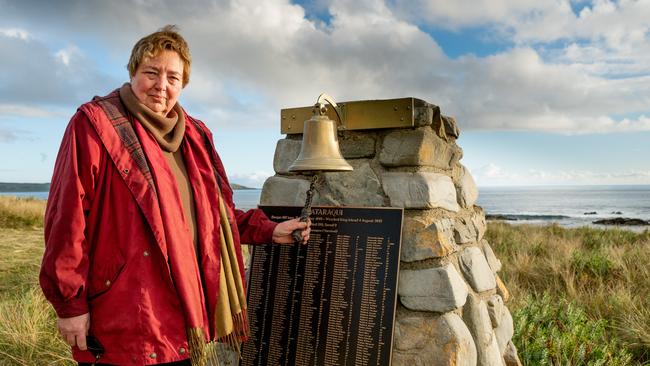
[57,312,90,350]
[272,218,311,245]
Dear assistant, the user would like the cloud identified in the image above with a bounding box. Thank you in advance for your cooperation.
[0,128,17,142]
[471,163,650,186]
[0,27,31,40]
[228,171,273,189]
[0,29,118,106]
[0,104,63,118]
[389,0,560,30]
[2,0,650,135]
[471,163,522,185]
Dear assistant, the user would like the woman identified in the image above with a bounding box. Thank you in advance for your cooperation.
[39,25,309,366]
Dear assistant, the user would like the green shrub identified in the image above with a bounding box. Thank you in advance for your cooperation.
[487,222,650,363]
[571,251,615,277]
[514,294,634,366]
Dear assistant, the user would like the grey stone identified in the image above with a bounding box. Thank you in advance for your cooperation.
[430,105,445,137]
[459,247,497,293]
[320,159,384,206]
[456,165,479,208]
[494,307,514,354]
[503,341,522,366]
[260,176,311,206]
[339,131,377,158]
[454,210,487,244]
[486,295,505,328]
[392,312,477,366]
[454,216,478,244]
[379,128,459,169]
[382,172,459,212]
[207,342,239,365]
[398,263,468,312]
[272,139,302,175]
[442,115,460,139]
[482,240,502,273]
[463,293,506,366]
[401,213,458,262]
[413,100,435,127]
[473,211,487,242]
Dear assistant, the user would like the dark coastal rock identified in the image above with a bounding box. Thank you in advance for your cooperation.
[486,214,518,221]
[593,217,649,226]
[610,211,623,215]
[583,211,597,215]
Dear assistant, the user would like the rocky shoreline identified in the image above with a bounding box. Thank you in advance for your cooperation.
[487,214,650,226]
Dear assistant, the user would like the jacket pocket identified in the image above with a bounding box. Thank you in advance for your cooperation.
[87,250,126,300]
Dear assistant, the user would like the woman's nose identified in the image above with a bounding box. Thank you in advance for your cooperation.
[154,77,167,91]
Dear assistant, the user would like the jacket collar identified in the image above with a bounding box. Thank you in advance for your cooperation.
[80,90,168,259]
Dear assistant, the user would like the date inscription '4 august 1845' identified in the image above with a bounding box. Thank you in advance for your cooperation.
[241,206,403,366]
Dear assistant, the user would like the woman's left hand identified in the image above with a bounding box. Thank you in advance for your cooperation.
[272,218,311,245]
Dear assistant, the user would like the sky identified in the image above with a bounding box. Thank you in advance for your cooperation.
[1,0,649,188]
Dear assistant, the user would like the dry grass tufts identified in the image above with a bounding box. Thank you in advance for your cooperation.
[0,225,73,365]
[0,288,73,365]
[0,196,45,229]
[487,222,650,363]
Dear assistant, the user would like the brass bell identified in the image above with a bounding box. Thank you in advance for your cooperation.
[289,94,353,172]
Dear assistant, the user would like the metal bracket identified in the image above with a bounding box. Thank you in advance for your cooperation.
[281,97,417,134]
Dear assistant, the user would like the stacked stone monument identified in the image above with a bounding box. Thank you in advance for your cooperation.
[261,99,521,365]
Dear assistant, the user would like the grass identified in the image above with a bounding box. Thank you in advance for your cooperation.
[514,294,633,365]
[487,221,650,365]
[2,195,649,364]
[0,196,73,365]
[0,196,45,229]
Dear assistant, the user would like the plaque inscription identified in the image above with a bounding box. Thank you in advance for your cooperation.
[241,206,403,366]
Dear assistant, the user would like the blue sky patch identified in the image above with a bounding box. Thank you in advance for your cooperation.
[569,1,591,16]
[420,25,512,58]
[291,0,333,27]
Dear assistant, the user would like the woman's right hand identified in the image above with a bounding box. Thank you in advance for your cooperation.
[57,312,90,350]
[272,218,311,245]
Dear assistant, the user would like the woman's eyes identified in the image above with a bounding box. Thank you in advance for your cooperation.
[142,70,180,83]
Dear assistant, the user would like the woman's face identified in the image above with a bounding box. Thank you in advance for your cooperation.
[130,50,184,116]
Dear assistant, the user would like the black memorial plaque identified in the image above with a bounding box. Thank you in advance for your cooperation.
[240,206,403,366]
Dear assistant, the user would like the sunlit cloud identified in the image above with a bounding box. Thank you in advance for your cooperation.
[228,171,274,188]
[1,0,649,183]
[472,163,650,186]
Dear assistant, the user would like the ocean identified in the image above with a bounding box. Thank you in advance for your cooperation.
[477,185,650,228]
[3,185,649,229]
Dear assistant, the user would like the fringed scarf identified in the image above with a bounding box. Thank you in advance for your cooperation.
[181,122,249,366]
[110,86,248,365]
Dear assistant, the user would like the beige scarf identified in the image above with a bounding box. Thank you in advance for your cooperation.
[119,83,185,152]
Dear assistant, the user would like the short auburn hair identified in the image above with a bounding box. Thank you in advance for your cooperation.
[127,25,191,87]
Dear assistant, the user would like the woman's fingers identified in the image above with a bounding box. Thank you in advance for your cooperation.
[272,218,312,244]
[65,333,76,347]
[76,334,88,351]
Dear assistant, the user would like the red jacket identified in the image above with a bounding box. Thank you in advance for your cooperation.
[40,96,276,365]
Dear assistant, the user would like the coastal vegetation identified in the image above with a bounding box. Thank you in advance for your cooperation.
[0,196,70,364]
[1,195,648,364]
[487,221,650,365]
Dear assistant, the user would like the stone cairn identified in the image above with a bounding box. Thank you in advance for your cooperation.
[260,99,521,366]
